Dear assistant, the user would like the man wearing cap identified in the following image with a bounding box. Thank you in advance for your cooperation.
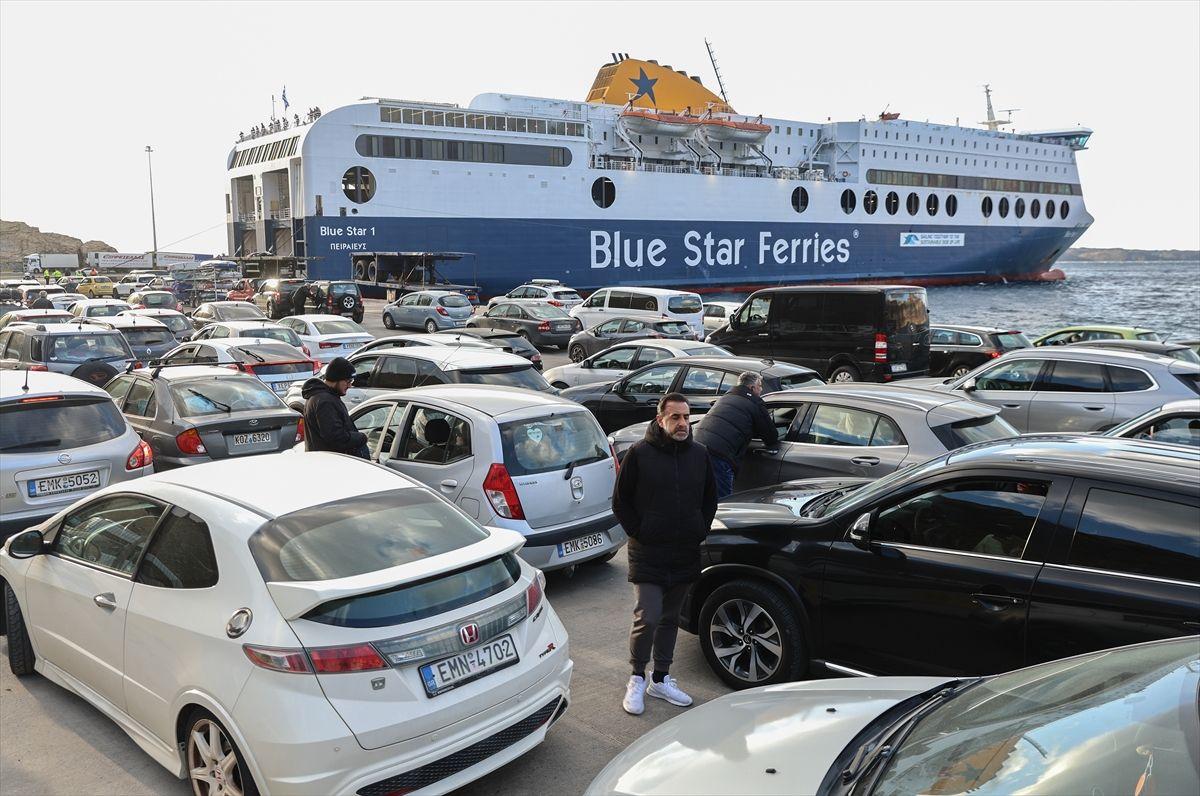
[300,356,370,457]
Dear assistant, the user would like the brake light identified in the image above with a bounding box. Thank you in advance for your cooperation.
[126,439,153,470]
[308,643,388,673]
[610,443,620,475]
[989,350,1002,358]
[311,359,321,373]
[243,645,313,674]
[537,321,551,332]
[547,300,563,307]
[436,306,449,316]
[226,362,255,374]
[526,570,545,615]
[295,418,305,443]
[874,332,889,363]
[483,463,524,519]
[18,394,61,403]
[318,341,340,349]
[27,364,49,372]
[176,428,207,455]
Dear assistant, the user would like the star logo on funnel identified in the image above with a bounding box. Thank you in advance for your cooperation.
[629,67,658,106]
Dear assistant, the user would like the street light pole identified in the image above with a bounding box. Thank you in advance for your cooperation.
[145,145,159,270]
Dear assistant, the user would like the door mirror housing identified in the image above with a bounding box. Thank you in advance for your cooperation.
[960,377,977,392]
[352,372,370,388]
[7,529,45,559]
[848,512,873,550]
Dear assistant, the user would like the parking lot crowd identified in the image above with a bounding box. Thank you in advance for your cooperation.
[1,269,1198,796]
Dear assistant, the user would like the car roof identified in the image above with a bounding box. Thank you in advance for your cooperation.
[769,383,966,411]
[947,436,1200,489]
[130,289,172,295]
[366,385,582,418]
[214,320,287,329]
[195,337,299,350]
[121,308,185,317]
[0,369,110,401]
[597,286,699,297]
[87,315,169,330]
[292,313,355,323]
[1070,340,1186,352]
[1040,324,1155,334]
[932,324,1018,335]
[34,323,125,335]
[1003,345,1187,368]
[4,308,73,317]
[754,284,920,294]
[143,452,416,519]
[74,298,128,305]
[205,301,258,307]
[657,355,816,375]
[370,347,529,370]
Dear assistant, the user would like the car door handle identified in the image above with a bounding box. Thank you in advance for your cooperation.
[971,593,1025,612]
[752,448,778,456]
[349,395,364,403]
[439,479,458,491]
[1002,403,1022,409]
[756,333,769,338]
[1083,406,1106,411]
[850,456,880,465]
[93,593,117,610]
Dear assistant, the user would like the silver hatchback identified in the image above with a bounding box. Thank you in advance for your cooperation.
[381,290,474,333]
[0,370,153,538]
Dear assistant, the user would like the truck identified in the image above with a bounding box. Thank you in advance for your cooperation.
[23,253,81,273]
[350,251,481,304]
[85,252,211,271]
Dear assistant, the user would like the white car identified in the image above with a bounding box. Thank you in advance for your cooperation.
[49,292,88,311]
[190,319,312,357]
[1,453,572,796]
[276,314,375,362]
[488,282,584,311]
[69,298,133,319]
[157,337,317,395]
[0,370,153,538]
[112,272,161,299]
[702,301,743,335]
[0,308,74,330]
[570,287,705,338]
[348,385,626,571]
[18,283,66,306]
[543,339,731,389]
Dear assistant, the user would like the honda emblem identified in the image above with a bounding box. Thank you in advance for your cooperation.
[458,622,480,646]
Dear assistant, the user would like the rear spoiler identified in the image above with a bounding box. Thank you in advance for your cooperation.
[266,527,526,620]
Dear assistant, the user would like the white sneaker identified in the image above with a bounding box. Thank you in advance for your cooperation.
[623,675,646,715]
[646,675,693,707]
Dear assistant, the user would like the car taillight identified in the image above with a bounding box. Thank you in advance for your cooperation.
[176,428,207,455]
[537,321,550,332]
[318,341,340,349]
[436,306,449,316]
[225,363,256,374]
[483,462,524,519]
[610,443,620,475]
[301,344,311,356]
[243,645,313,674]
[310,360,321,373]
[295,418,305,443]
[28,364,48,372]
[989,350,1002,358]
[308,643,388,673]
[526,570,545,614]
[874,332,889,363]
[548,300,563,307]
[126,439,153,470]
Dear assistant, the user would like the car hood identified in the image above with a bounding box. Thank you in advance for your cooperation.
[716,478,871,524]
[559,382,612,401]
[586,677,950,796]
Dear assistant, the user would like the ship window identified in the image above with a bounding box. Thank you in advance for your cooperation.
[342,167,375,204]
[906,192,919,216]
[981,196,993,218]
[1030,199,1041,219]
[1046,200,1056,219]
[863,190,878,215]
[926,193,938,216]
[786,127,792,135]
[998,197,1010,218]
[885,191,899,215]
[468,114,486,129]
[1059,200,1069,218]
[530,119,545,134]
[1015,198,1025,218]
[946,194,958,217]
[840,189,856,214]
[791,187,809,213]
[592,177,615,209]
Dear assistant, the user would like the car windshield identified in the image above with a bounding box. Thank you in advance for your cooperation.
[552,290,582,301]
[525,304,571,320]
[931,414,1019,449]
[220,304,264,320]
[438,294,471,308]
[870,639,1200,796]
[313,319,367,335]
[170,377,284,417]
[657,321,693,335]
[454,365,554,392]
[154,314,190,333]
[48,333,131,364]
[0,397,126,452]
[139,293,175,307]
[500,412,610,476]
[884,289,929,332]
[123,328,173,347]
[241,327,302,346]
[668,295,703,313]
[248,489,488,582]
[777,372,824,388]
[86,304,126,318]
[327,282,359,297]
[994,331,1031,350]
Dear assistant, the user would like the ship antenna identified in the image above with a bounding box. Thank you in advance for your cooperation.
[979,84,1016,131]
[704,38,730,104]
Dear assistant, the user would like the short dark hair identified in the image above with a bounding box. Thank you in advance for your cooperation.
[657,392,689,415]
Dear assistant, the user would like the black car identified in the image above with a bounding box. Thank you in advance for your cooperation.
[929,324,1031,377]
[251,278,310,319]
[683,435,1200,688]
[707,285,930,383]
[309,280,364,323]
[560,355,823,432]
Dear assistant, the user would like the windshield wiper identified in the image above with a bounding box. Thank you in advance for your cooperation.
[0,438,62,452]
[187,388,231,413]
[802,486,856,518]
[237,348,265,363]
[562,457,595,480]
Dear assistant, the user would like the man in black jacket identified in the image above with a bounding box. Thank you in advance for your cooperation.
[29,291,55,309]
[301,357,369,457]
[693,371,779,499]
[613,392,717,715]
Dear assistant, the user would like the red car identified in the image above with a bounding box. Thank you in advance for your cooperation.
[225,278,260,302]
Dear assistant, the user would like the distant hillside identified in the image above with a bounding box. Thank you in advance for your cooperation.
[0,219,116,265]
[1060,247,1199,262]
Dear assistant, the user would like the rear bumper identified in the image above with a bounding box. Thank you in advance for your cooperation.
[519,513,628,571]
[532,332,573,347]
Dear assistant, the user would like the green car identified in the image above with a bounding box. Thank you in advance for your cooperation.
[1033,324,1160,347]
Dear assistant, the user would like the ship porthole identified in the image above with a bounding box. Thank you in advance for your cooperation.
[1059,200,1069,218]
[840,189,856,215]
[981,196,993,218]
[791,187,809,213]
[1046,200,1056,219]
[926,193,939,216]
[1015,198,1026,218]
[342,166,375,204]
[998,197,1010,219]
[945,195,958,217]
[591,177,616,209]
[863,191,878,215]
[885,192,899,216]
[1030,199,1041,219]
[906,192,919,216]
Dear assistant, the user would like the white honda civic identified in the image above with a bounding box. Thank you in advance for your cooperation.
[0,453,572,795]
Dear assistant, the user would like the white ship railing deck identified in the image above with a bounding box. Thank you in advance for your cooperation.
[590,155,833,181]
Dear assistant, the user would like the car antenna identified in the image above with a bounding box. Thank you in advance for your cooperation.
[21,365,31,392]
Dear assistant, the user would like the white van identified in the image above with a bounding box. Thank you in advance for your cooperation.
[569,287,705,337]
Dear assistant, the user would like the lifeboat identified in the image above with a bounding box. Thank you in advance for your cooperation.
[620,109,702,137]
[700,116,771,144]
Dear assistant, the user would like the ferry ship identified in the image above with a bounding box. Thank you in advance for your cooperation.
[224,55,1093,297]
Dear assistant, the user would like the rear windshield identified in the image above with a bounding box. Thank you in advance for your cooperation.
[277,280,308,291]
[154,314,191,333]
[47,333,131,364]
[123,328,173,347]
[552,290,582,301]
[775,372,825,390]
[248,489,489,582]
[884,289,929,332]
[668,295,703,313]
[313,319,367,335]
[170,377,284,417]
[438,294,471,308]
[994,331,1031,350]
[1169,348,1200,364]
[327,282,360,297]
[0,397,126,452]
[684,346,733,357]
[492,335,538,355]
[500,412,611,476]
[1136,332,1161,341]
[232,343,304,363]
[139,293,175,307]
[241,327,302,347]
[453,365,553,392]
[220,304,264,320]
[932,414,1019,449]
[657,321,693,335]
[85,304,126,318]
[525,304,571,320]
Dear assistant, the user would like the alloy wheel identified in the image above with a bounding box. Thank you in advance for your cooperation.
[569,345,586,363]
[952,365,972,378]
[831,369,856,383]
[188,718,248,796]
[708,598,783,683]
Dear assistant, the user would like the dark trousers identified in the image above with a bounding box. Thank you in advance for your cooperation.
[710,454,736,500]
[629,581,690,673]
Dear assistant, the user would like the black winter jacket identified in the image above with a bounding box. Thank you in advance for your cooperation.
[692,385,778,466]
[301,378,368,454]
[613,422,717,586]
[30,297,55,309]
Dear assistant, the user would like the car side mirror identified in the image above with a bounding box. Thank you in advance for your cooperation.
[352,373,369,388]
[961,377,977,392]
[848,512,873,550]
[7,529,45,559]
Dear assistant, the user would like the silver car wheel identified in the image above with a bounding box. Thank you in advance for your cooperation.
[951,365,972,378]
[708,598,783,683]
[831,368,856,383]
[425,319,438,334]
[569,344,587,363]
[187,718,247,796]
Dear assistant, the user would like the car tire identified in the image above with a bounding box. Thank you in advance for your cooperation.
[425,319,438,334]
[699,579,806,690]
[382,312,396,330]
[183,709,260,796]
[828,364,860,383]
[569,344,587,363]
[71,361,119,387]
[4,581,36,676]
[949,362,973,379]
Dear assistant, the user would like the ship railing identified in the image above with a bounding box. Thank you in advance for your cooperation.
[592,154,796,180]
[269,207,292,220]
[237,212,258,223]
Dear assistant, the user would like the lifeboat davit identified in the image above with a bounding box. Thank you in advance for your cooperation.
[700,116,771,144]
[620,109,702,137]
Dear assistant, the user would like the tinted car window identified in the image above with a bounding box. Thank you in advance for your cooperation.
[931,328,956,345]
[1106,365,1153,392]
[0,397,127,452]
[48,333,131,364]
[975,359,1042,391]
[623,364,679,395]
[124,379,157,417]
[374,356,419,389]
[657,321,692,335]
[124,328,172,347]
[632,346,672,369]
[500,412,609,476]
[874,479,1048,558]
[608,291,634,310]
[871,416,906,446]
[242,327,303,347]
[171,378,284,417]
[56,495,166,574]
[592,347,636,370]
[313,319,367,335]
[220,305,264,320]
[777,372,824,389]
[137,507,218,589]
[1067,489,1199,582]
[931,414,1019,449]
[1042,360,1107,392]
[525,304,570,320]
[801,405,878,446]
[328,283,359,297]
[438,294,470,308]
[454,365,552,392]
[668,294,702,313]
[883,289,928,331]
[680,366,728,396]
[994,331,1031,350]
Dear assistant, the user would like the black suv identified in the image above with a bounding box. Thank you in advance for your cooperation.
[929,324,1031,378]
[684,436,1199,688]
[310,280,364,323]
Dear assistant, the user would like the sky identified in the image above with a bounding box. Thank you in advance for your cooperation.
[2,1,1197,254]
